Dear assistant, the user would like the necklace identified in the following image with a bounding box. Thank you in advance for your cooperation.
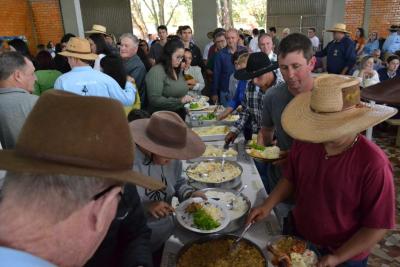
[324,135,359,160]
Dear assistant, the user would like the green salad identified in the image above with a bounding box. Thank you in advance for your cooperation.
[190,102,200,109]
[192,209,220,230]
[198,113,216,121]
[249,142,265,151]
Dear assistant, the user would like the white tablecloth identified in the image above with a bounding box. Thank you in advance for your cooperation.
[160,140,281,267]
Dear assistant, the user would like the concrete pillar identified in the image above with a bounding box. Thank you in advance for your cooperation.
[323,0,345,46]
[363,0,372,35]
[192,0,218,52]
[59,0,84,37]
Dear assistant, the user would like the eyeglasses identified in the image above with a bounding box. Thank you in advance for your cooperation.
[92,184,130,220]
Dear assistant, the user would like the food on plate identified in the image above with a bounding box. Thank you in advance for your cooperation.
[267,236,317,267]
[198,112,217,121]
[185,202,222,230]
[204,190,249,220]
[202,145,238,157]
[177,237,266,267]
[192,126,229,136]
[246,142,280,160]
[190,102,201,109]
[187,161,241,183]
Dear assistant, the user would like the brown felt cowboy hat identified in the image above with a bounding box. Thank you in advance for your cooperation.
[58,37,98,60]
[234,52,278,80]
[85,24,108,35]
[129,111,205,160]
[326,23,350,34]
[0,90,164,190]
[282,74,397,143]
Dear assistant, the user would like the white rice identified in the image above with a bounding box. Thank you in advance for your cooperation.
[205,191,249,220]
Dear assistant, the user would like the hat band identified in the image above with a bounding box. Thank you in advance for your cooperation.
[66,49,93,55]
[247,64,275,75]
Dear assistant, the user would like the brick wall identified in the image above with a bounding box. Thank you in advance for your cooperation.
[345,0,400,39]
[0,0,64,55]
[345,0,365,37]
[30,0,64,47]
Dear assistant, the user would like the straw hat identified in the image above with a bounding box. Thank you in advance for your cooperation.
[0,90,164,190]
[129,111,205,160]
[234,52,278,80]
[58,37,98,60]
[282,74,397,143]
[326,23,350,34]
[85,24,108,35]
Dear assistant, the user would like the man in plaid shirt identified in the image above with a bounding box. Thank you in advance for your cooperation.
[225,52,283,143]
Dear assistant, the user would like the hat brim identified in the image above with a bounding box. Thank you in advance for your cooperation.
[129,119,206,160]
[58,51,98,61]
[326,28,350,34]
[282,91,398,143]
[0,150,165,190]
[85,30,108,35]
[234,61,279,80]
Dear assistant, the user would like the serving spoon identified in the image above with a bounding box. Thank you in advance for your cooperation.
[229,221,253,253]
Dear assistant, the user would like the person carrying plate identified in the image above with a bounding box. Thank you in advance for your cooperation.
[129,111,206,253]
[247,74,397,267]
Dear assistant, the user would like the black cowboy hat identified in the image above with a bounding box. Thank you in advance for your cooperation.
[234,52,278,80]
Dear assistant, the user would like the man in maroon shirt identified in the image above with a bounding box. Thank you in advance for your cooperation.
[247,74,397,267]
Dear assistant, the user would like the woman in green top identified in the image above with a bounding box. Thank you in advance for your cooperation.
[145,38,192,119]
[34,51,62,96]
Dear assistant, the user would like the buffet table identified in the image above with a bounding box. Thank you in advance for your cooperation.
[160,140,281,267]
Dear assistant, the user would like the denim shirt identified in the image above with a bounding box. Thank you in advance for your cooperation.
[0,247,56,267]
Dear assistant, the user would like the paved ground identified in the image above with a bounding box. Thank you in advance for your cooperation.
[368,127,400,267]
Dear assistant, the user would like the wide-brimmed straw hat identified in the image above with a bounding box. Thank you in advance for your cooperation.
[0,90,164,190]
[326,23,350,34]
[282,74,397,143]
[58,37,98,60]
[85,24,108,35]
[234,52,278,80]
[129,111,205,160]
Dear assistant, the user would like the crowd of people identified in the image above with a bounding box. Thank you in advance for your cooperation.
[0,19,399,267]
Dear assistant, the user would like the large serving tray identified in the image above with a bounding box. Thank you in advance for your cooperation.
[191,125,229,142]
[187,144,238,163]
[185,159,242,190]
[188,113,239,127]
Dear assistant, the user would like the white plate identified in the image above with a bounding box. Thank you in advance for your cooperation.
[175,197,230,234]
[184,102,210,111]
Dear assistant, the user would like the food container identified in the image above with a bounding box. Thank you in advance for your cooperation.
[176,234,268,267]
[191,125,229,142]
[189,113,239,127]
[186,159,242,189]
[200,188,251,233]
[188,144,238,162]
[188,105,225,115]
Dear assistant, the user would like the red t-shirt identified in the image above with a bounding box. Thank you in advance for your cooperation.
[285,135,395,260]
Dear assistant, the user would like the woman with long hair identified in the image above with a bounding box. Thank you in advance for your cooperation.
[145,38,192,119]
[352,55,380,87]
[88,33,111,71]
[354,27,366,56]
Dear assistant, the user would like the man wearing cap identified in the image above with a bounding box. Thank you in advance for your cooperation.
[54,37,135,106]
[316,23,356,75]
[382,25,400,55]
[225,52,282,145]
[0,51,38,149]
[248,74,396,267]
[212,28,246,106]
[0,90,163,266]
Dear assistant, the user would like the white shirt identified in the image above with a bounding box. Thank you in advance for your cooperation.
[309,36,320,50]
[268,51,277,62]
[249,36,259,53]
[93,53,106,71]
[352,69,380,87]
[202,41,214,60]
